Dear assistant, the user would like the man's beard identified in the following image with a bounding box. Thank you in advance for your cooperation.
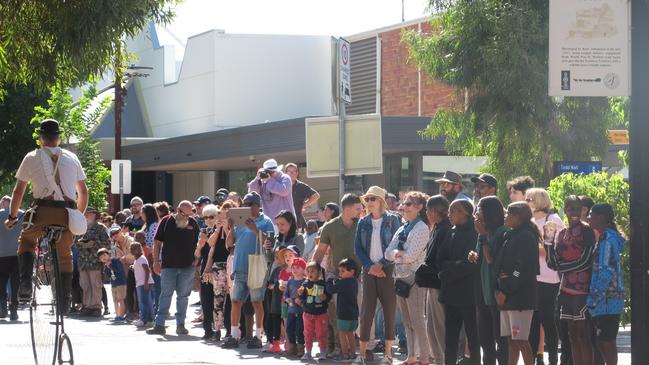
[176,214,189,228]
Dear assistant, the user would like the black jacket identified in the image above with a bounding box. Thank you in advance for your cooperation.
[416,219,451,289]
[493,222,540,310]
[436,220,478,306]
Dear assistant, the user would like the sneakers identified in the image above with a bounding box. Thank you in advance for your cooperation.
[202,332,215,341]
[373,342,386,353]
[221,336,239,349]
[9,310,18,321]
[111,316,126,322]
[133,319,146,327]
[264,340,282,353]
[379,356,393,365]
[103,307,110,316]
[176,325,189,335]
[301,352,313,360]
[0,306,7,318]
[536,354,546,365]
[333,354,354,362]
[316,352,328,360]
[351,355,366,365]
[146,325,166,335]
[247,336,263,349]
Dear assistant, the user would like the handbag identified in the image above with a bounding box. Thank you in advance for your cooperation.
[394,273,415,298]
[247,230,268,289]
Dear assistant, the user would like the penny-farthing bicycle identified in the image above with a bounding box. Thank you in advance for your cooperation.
[30,225,74,365]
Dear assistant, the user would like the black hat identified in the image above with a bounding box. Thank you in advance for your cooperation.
[471,173,498,189]
[243,191,261,206]
[194,196,212,206]
[38,119,61,136]
[435,171,463,185]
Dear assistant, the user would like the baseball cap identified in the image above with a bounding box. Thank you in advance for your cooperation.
[242,191,261,206]
[435,171,463,185]
[194,196,212,205]
[471,173,498,189]
[291,257,307,269]
[38,119,61,136]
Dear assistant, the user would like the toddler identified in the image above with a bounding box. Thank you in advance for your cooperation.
[284,257,307,357]
[97,248,129,321]
[130,242,154,327]
[298,261,331,360]
[326,258,359,362]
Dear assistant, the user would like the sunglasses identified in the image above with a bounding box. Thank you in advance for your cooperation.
[403,201,415,207]
[525,198,534,202]
[364,196,378,202]
[203,215,216,220]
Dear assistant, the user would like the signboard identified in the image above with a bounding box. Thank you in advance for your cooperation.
[549,0,630,96]
[110,160,132,194]
[554,161,602,177]
[607,129,629,144]
[305,114,382,177]
[339,38,352,103]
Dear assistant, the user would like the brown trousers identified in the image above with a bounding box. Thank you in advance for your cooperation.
[18,206,73,273]
[359,266,397,341]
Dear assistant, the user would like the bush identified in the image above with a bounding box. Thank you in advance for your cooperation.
[547,172,630,325]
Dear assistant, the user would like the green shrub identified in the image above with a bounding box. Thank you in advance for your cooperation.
[547,172,630,325]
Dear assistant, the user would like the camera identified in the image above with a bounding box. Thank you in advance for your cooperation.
[259,169,270,179]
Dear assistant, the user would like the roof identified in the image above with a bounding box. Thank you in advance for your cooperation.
[122,116,443,171]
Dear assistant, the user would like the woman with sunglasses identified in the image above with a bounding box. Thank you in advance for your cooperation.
[195,204,228,341]
[354,186,401,365]
[385,191,432,365]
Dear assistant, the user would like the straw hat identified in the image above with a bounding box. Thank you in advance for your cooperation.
[361,186,388,210]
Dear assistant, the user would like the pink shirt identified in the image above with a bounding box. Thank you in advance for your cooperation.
[534,214,564,284]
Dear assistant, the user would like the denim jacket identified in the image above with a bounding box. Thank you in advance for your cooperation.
[587,228,625,317]
[354,212,401,270]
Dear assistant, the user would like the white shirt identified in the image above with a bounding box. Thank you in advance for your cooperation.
[369,217,384,263]
[534,213,565,284]
[384,221,429,279]
[16,148,86,200]
[134,255,154,287]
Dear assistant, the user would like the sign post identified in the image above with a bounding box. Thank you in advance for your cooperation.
[111,160,132,211]
[338,38,351,200]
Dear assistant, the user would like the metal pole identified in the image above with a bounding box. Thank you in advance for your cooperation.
[630,1,649,363]
[119,163,124,212]
[338,40,346,201]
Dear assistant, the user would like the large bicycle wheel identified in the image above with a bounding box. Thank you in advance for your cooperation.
[30,250,59,365]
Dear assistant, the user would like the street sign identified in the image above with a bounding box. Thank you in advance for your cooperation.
[548,0,631,96]
[553,161,602,177]
[110,160,132,194]
[339,38,352,103]
[607,129,629,144]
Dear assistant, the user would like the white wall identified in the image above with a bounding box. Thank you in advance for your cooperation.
[172,171,216,203]
[125,28,335,138]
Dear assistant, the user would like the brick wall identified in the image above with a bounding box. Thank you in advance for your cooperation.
[380,22,456,117]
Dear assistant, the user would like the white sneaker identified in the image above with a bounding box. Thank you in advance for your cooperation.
[316,352,327,360]
[133,319,146,327]
[301,352,313,360]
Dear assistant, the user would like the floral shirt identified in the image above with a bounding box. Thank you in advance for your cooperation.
[548,222,596,295]
[76,221,111,271]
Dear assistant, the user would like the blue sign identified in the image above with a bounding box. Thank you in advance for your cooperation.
[554,161,602,177]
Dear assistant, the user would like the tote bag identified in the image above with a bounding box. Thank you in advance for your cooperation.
[247,232,267,289]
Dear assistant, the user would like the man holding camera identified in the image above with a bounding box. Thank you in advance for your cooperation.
[248,159,294,227]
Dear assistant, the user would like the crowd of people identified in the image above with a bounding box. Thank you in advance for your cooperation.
[1,156,626,365]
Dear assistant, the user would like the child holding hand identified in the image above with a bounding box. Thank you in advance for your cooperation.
[298,261,331,360]
[284,257,307,357]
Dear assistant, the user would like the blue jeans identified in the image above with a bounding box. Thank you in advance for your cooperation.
[374,301,406,343]
[154,266,195,326]
[152,272,162,313]
[136,285,154,323]
[286,312,305,345]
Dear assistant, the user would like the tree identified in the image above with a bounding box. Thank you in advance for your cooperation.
[403,0,615,187]
[547,172,631,324]
[0,85,49,190]
[32,83,111,210]
[0,0,177,93]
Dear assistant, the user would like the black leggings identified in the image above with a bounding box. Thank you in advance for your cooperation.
[200,282,215,335]
[267,313,282,342]
[529,282,560,365]
[477,301,508,365]
[445,305,480,365]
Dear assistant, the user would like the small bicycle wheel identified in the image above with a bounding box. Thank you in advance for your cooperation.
[30,252,59,365]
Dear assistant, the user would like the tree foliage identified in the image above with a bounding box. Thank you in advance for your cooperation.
[403,0,614,187]
[547,172,631,325]
[0,85,49,189]
[32,84,111,210]
[0,0,177,93]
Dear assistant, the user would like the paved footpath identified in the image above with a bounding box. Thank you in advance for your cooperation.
[0,286,632,365]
